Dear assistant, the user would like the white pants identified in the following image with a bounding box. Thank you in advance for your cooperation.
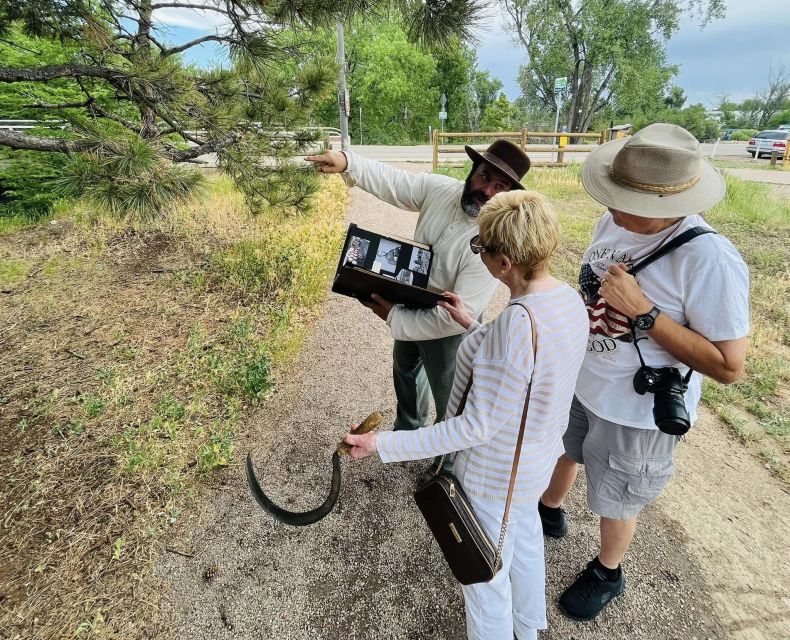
[461,496,546,640]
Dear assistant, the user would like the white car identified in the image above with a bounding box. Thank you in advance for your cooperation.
[747,130,788,159]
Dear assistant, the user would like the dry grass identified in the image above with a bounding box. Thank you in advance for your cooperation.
[0,174,348,638]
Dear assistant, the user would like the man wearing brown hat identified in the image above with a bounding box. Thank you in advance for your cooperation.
[537,123,749,620]
[307,140,530,436]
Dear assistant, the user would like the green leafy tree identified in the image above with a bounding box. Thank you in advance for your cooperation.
[480,94,517,131]
[768,108,790,128]
[314,18,501,143]
[0,0,489,217]
[504,0,724,133]
[664,85,687,111]
[714,94,740,128]
[755,66,790,128]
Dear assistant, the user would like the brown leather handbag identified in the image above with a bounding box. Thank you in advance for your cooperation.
[413,303,537,585]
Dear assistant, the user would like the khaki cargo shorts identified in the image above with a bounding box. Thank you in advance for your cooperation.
[563,396,679,520]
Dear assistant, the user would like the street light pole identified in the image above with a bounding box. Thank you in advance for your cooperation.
[336,22,351,151]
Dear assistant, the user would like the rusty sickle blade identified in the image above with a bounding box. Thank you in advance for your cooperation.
[245,412,383,526]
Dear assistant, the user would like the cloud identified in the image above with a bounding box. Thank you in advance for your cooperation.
[153,6,229,31]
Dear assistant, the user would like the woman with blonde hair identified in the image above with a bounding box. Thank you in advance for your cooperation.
[345,189,589,639]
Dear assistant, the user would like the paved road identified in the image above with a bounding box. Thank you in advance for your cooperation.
[193,142,753,168]
[341,142,748,164]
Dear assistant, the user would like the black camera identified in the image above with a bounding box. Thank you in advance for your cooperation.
[632,366,691,436]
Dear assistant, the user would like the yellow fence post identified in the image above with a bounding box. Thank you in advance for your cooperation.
[771,150,778,167]
[432,129,439,171]
[600,130,606,145]
[558,131,567,164]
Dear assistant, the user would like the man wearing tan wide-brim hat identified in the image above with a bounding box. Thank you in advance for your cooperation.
[537,123,750,620]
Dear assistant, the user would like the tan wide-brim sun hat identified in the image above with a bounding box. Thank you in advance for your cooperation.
[581,123,726,218]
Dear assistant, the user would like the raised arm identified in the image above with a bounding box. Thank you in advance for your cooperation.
[307,149,430,211]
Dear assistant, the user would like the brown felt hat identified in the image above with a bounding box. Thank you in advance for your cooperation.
[465,139,531,190]
[581,123,725,218]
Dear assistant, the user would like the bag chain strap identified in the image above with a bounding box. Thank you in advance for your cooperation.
[449,302,538,568]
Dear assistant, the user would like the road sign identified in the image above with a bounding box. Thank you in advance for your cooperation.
[554,77,567,92]
[439,111,447,121]
[440,93,447,109]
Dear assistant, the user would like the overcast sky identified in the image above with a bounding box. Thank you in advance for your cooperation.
[162,0,790,109]
[477,0,790,107]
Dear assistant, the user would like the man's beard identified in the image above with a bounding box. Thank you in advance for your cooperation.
[460,173,489,217]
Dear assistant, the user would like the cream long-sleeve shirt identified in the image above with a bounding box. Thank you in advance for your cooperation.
[343,150,499,342]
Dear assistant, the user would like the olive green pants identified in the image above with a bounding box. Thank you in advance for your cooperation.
[392,333,465,432]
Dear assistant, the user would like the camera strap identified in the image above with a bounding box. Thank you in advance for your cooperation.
[628,226,716,277]
[628,225,716,385]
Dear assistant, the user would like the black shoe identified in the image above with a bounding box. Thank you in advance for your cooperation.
[558,559,625,620]
[538,501,567,538]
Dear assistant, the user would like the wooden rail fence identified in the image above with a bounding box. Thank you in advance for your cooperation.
[431,128,608,171]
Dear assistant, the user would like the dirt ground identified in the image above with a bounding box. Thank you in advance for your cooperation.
[159,164,790,639]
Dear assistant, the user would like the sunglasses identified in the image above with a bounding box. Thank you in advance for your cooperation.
[469,234,497,255]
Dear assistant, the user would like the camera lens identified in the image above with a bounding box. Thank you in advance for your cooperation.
[653,390,690,436]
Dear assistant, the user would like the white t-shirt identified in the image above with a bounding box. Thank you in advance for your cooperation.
[574,212,750,429]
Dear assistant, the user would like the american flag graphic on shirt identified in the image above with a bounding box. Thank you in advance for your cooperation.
[579,263,633,340]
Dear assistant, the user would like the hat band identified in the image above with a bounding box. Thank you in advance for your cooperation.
[609,166,700,194]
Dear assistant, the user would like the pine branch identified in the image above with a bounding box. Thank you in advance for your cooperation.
[150,2,228,12]
[0,64,128,83]
[0,130,93,153]
[162,35,237,57]
[167,132,242,162]
[24,100,93,109]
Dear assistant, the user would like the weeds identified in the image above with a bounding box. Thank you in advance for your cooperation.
[0,173,349,637]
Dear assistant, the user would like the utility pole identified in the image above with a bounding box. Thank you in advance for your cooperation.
[336,22,351,151]
[552,77,567,163]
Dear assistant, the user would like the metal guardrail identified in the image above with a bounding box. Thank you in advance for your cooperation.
[431,128,608,170]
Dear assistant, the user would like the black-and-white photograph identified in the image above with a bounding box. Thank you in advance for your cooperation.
[395,269,414,285]
[375,239,401,274]
[409,247,431,275]
[344,236,370,266]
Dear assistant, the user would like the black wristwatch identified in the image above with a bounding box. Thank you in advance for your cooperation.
[634,306,660,330]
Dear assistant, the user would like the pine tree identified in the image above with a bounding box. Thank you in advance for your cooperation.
[0,0,486,217]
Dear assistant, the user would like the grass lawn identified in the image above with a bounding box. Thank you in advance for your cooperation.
[438,162,790,482]
[713,159,790,171]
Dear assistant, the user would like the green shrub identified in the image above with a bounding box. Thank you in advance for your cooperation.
[731,129,758,141]
[0,149,66,221]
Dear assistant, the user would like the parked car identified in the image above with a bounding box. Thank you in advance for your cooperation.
[747,130,788,158]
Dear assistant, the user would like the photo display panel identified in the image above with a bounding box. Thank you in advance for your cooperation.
[339,225,432,289]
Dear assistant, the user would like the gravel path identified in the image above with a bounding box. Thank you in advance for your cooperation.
[159,163,790,639]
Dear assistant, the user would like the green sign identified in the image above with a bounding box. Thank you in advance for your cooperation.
[554,77,567,92]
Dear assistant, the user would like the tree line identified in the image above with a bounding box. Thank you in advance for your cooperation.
[5,0,788,221]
